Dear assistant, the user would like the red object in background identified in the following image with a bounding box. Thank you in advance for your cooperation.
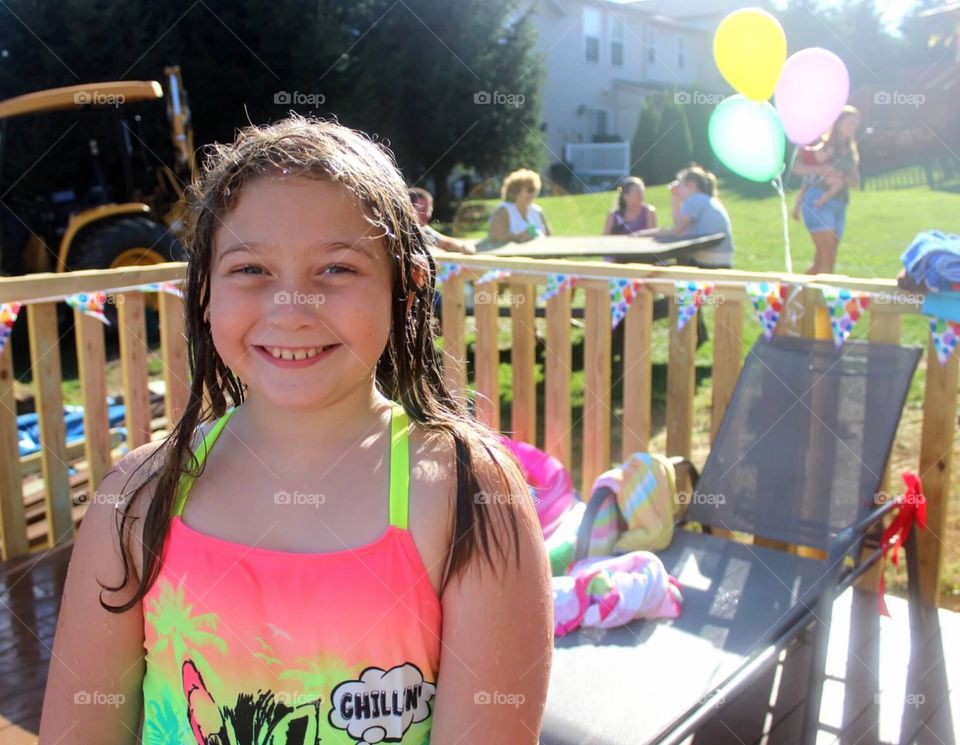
[877,471,927,616]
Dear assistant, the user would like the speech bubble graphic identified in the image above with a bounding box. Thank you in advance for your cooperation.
[329,663,436,744]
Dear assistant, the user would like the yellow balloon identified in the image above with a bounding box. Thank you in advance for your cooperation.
[713,8,787,101]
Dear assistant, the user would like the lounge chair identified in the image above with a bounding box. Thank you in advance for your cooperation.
[541,335,923,745]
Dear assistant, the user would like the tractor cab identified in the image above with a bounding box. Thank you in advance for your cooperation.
[0,67,193,282]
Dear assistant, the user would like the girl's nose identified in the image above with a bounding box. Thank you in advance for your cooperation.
[268,287,327,326]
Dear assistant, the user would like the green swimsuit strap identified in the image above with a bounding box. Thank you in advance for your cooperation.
[389,403,411,530]
[172,407,238,517]
[172,403,410,525]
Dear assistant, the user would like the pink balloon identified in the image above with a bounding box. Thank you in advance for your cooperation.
[774,48,850,145]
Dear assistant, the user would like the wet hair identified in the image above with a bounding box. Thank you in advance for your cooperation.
[501,168,541,202]
[616,177,646,215]
[677,163,718,197]
[101,114,522,612]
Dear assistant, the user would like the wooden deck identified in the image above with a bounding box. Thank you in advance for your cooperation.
[1,544,956,744]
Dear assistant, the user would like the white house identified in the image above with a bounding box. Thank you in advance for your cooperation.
[528,0,745,185]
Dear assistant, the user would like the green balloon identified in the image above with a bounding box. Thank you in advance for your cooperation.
[708,95,786,182]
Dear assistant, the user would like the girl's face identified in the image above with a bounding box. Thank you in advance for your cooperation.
[623,185,645,208]
[209,176,394,412]
[837,113,860,141]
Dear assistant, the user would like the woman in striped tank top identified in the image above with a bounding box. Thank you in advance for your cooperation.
[40,115,553,744]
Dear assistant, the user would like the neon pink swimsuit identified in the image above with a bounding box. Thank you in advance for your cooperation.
[141,403,442,744]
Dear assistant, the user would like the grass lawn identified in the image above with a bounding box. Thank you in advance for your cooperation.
[452,181,960,607]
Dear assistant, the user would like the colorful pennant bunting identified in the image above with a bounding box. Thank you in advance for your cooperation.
[674,280,715,332]
[475,268,512,286]
[65,291,110,326]
[929,317,960,366]
[746,281,787,339]
[609,278,645,330]
[143,281,184,298]
[0,302,22,355]
[435,263,464,285]
[821,287,870,347]
[538,273,576,304]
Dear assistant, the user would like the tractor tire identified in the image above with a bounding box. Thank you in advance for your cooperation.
[67,216,185,337]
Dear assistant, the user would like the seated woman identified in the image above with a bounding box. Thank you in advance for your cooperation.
[486,168,552,245]
[602,177,658,235]
[658,164,734,269]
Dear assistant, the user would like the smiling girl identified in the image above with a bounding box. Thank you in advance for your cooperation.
[40,115,553,744]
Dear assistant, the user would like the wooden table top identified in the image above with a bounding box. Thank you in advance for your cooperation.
[482,233,726,263]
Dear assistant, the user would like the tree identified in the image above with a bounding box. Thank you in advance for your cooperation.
[645,93,693,185]
[630,96,660,181]
[0,0,543,219]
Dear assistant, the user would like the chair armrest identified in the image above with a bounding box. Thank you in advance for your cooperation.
[829,498,899,564]
[573,486,617,566]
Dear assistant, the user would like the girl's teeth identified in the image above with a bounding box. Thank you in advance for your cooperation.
[266,346,325,360]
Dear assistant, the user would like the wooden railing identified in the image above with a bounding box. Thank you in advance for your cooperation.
[0,255,956,607]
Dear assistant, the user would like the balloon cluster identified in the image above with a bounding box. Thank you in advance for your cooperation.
[709,8,850,183]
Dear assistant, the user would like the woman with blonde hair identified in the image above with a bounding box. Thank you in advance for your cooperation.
[487,168,552,244]
[602,176,658,235]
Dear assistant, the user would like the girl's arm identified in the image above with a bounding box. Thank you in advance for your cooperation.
[541,210,553,237]
[647,205,658,230]
[39,444,161,743]
[430,449,553,743]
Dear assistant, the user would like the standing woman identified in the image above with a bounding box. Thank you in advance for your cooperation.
[793,105,861,274]
[602,177,658,235]
[487,168,552,244]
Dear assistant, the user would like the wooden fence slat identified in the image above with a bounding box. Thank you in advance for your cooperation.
[74,311,112,497]
[918,334,958,606]
[621,287,653,458]
[666,297,696,459]
[545,287,572,471]
[0,341,28,559]
[510,283,536,445]
[856,309,903,589]
[159,291,190,429]
[711,298,743,442]
[472,281,500,431]
[26,302,73,547]
[117,292,152,449]
[582,286,611,495]
[440,276,467,395]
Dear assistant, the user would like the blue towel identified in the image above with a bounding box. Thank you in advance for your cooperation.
[901,231,960,292]
[923,291,960,323]
[18,402,128,457]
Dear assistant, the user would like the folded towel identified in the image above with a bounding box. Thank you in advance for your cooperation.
[592,452,677,554]
[553,551,682,638]
[901,231,960,292]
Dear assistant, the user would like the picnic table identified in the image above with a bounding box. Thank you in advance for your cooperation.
[482,233,726,264]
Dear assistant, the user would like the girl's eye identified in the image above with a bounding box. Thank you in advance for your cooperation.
[232,265,264,275]
[324,264,355,275]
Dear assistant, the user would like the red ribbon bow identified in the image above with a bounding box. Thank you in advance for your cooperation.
[877,471,927,616]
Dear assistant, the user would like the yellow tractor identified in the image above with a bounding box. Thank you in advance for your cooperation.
[0,66,193,325]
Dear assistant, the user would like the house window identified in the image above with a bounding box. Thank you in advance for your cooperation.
[584,8,601,62]
[678,35,686,70]
[645,26,656,64]
[594,108,610,138]
[610,15,625,67]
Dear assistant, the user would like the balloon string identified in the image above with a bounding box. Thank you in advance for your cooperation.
[772,175,793,274]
